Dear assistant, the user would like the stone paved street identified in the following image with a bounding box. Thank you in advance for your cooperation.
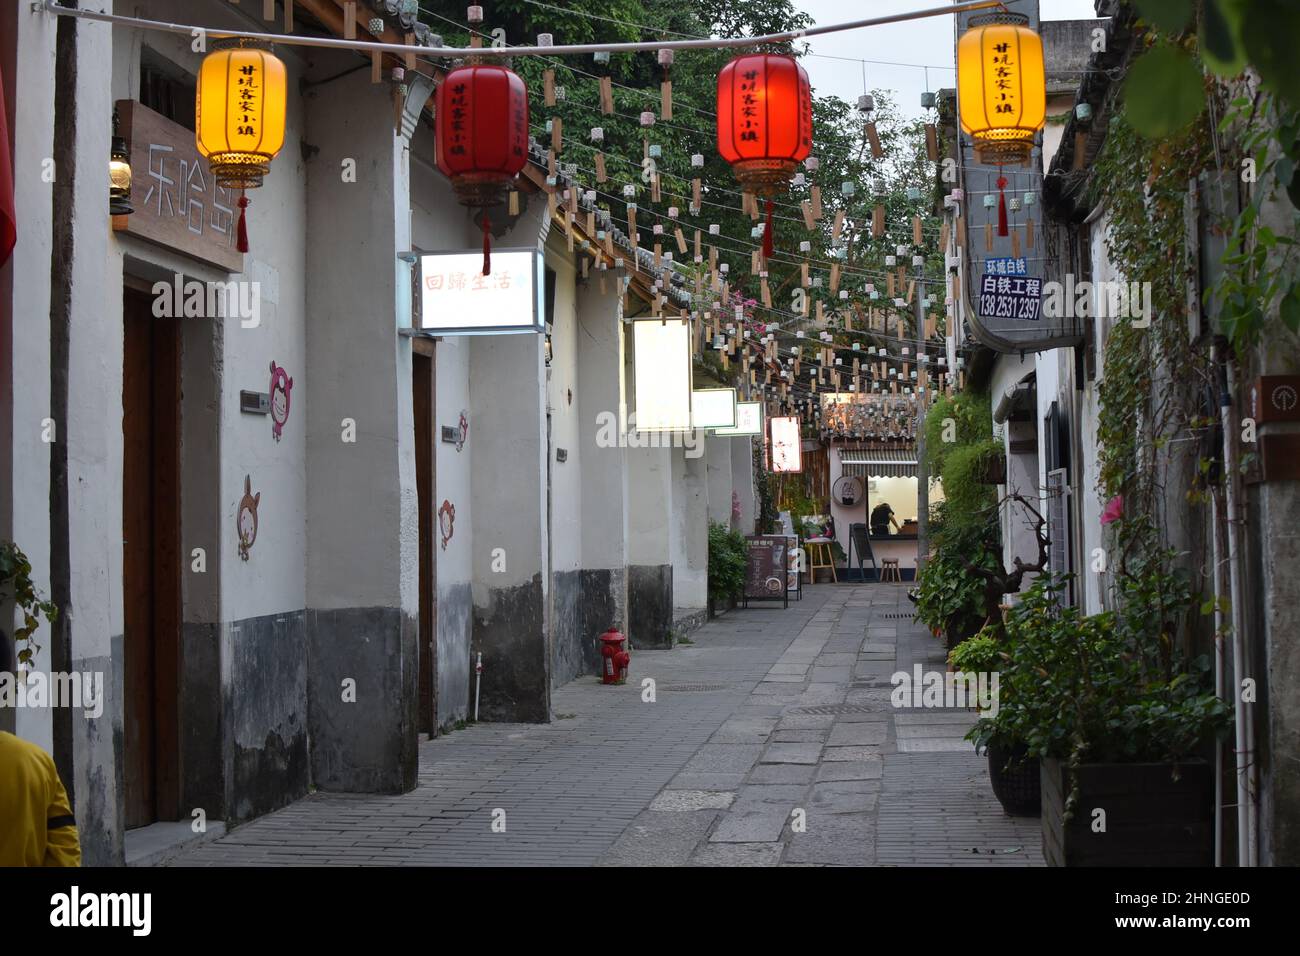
[172,583,1042,867]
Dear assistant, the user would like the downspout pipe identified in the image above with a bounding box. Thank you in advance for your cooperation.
[1217,348,1256,867]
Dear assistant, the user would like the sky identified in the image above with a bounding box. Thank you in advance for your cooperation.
[799,0,1102,118]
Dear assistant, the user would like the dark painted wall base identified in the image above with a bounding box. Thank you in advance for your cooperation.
[307,606,418,795]
[628,564,673,649]
[437,580,473,730]
[473,576,550,723]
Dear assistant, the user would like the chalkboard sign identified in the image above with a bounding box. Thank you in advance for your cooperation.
[743,535,790,609]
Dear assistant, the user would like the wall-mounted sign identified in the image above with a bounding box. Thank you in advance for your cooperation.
[983,256,1028,276]
[413,248,544,334]
[631,318,692,432]
[714,400,763,437]
[770,416,802,473]
[691,388,737,430]
[977,273,1042,321]
[114,99,245,273]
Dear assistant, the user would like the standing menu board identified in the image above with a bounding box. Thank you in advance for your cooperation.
[743,535,790,609]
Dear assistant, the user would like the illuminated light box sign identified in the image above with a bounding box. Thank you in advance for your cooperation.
[770,416,802,473]
[714,400,763,436]
[632,318,693,432]
[416,248,544,334]
[692,388,738,430]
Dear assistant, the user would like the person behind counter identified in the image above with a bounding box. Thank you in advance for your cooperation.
[870,501,901,537]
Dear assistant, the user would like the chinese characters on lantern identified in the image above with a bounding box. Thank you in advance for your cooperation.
[235,62,261,141]
[738,69,763,144]
[988,38,1019,117]
[447,82,469,159]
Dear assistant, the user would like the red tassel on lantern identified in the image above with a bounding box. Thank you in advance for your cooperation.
[481,212,492,276]
[996,176,1008,237]
[236,191,250,253]
[761,199,776,260]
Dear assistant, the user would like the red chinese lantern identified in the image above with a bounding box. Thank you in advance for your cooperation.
[717,53,812,259]
[436,63,529,275]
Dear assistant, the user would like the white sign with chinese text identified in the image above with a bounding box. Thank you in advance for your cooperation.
[770,416,802,473]
[417,249,544,334]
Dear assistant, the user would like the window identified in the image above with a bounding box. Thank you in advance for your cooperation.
[140,48,196,130]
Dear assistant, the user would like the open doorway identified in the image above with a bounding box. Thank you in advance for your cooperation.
[122,284,181,828]
[412,340,438,737]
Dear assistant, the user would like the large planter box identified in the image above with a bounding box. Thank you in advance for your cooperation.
[1040,757,1213,867]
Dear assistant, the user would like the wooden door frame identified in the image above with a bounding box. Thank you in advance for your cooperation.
[122,286,182,826]
[412,338,438,738]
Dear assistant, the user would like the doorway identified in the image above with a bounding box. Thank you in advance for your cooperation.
[412,341,438,737]
[122,285,181,828]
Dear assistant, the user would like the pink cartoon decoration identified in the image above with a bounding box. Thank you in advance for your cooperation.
[456,410,469,452]
[269,361,294,442]
[237,475,261,560]
[438,499,455,550]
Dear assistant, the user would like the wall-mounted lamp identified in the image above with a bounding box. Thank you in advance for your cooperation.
[109,107,133,216]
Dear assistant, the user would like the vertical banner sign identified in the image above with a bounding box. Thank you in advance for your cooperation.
[770,415,802,473]
[632,318,693,431]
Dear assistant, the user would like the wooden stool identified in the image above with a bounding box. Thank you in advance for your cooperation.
[880,558,901,583]
[805,537,837,583]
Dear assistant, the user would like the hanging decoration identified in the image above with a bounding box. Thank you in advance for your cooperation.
[269,360,293,442]
[435,61,529,275]
[236,475,261,561]
[196,40,287,253]
[717,53,812,261]
[956,12,1046,165]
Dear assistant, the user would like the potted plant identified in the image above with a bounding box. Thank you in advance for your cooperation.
[951,627,1041,816]
[915,505,1002,649]
[706,522,746,617]
[980,564,1229,866]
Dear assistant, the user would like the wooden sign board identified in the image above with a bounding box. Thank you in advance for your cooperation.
[114,99,245,273]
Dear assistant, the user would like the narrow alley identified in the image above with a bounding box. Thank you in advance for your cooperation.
[170,584,1039,867]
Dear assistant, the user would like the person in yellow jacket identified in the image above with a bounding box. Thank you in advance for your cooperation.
[0,629,81,866]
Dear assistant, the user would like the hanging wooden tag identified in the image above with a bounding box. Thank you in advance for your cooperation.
[266,0,278,21]
[285,0,294,31]
[897,266,907,289]
[802,201,816,230]
[810,185,823,220]
[371,50,382,83]
[567,212,576,251]
[887,272,896,297]
[709,246,717,270]
[651,176,661,204]
[695,274,703,295]
[543,70,556,106]
[674,227,687,254]
[866,121,883,158]
[939,220,950,252]
[628,206,637,235]
[830,263,840,294]
[694,230,701,260]
[654,243,662,269]
[343,1,356,36]
[801,262,810,287]
[661,80,673,120]
[872,204,885,238]
[594,153,607,182]
[509,190,520,217]
[925,123,939,161]
[551,117,563,154]
[984,222,993,252]
[761,277,771,307]
[547,191,557,216]
[816,300,825,324]
[751,250,761,274]
[1011,229,1021,258]
[1026,218,1035,249]
[913,215,923,247]
[587,211,595,235]
[405,34,416,71]
[547,150,557,176]
[749,193,761,221]
[567,186,578,215]
[906,280,914,304]
[956,217,966,248]
[692,178,702,209]
[1074,131,1087,170]
[600,76,614,114]
[832,210,845,242]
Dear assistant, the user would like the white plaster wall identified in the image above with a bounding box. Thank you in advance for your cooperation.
[705,434,733,527]
[3,0,58,748]
[576,283,627,571]
[545,239,581,575]
[730,437,756,534]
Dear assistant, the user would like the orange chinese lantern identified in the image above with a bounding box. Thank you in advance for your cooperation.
[957,12,1045,235]
[436,63,529,275]
[196,40,287,253]
[717,53,811,259]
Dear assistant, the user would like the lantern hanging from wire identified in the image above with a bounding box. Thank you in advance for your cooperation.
[196,39,287,253]
[436,62,529,275]
[957,12,1045,236]
[717,53,812,260]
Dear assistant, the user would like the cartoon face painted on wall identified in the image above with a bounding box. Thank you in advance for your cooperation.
[237,475,261,560]
[269,361,293,441]
[438,499,455,551]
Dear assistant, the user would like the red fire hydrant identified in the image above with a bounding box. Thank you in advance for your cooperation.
[600,627,630,685]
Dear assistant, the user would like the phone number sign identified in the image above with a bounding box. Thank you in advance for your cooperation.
[979,273,1042,321]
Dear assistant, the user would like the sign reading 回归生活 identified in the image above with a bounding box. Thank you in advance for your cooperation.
[415,249,544,334]
[978,272,1042,322]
